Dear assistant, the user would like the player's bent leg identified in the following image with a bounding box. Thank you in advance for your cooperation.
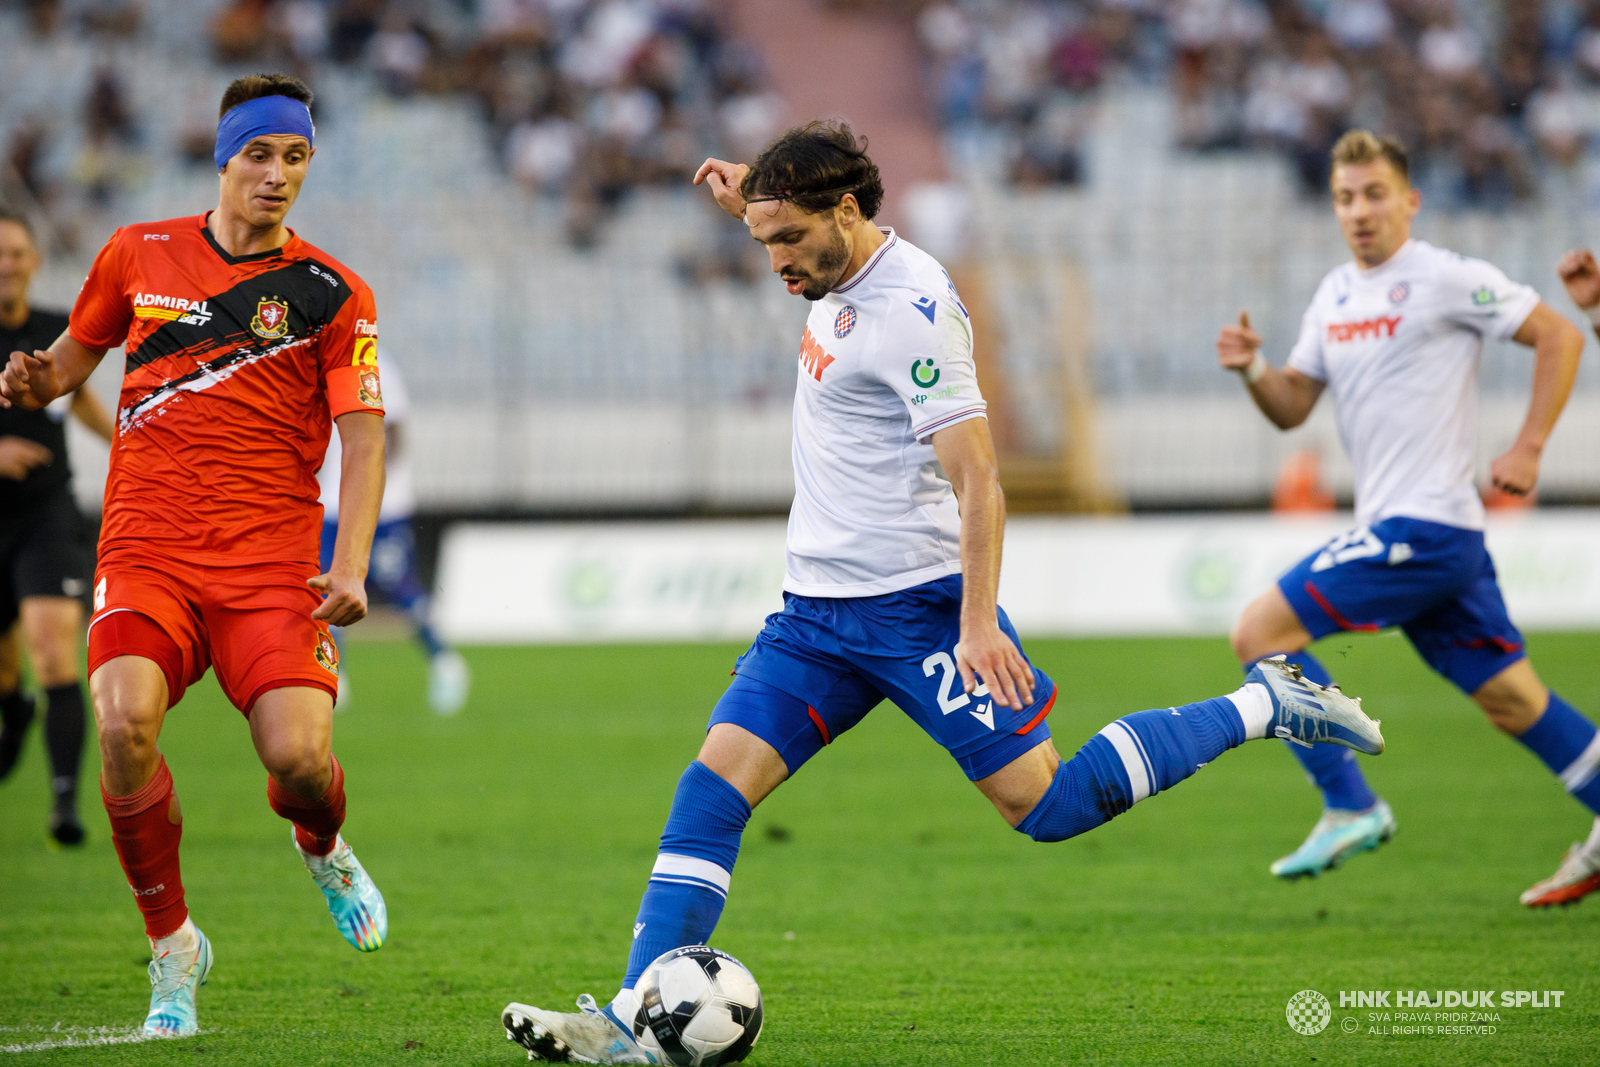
[21,595,90,844]
[1229,586,1315,666]
[1010,659,1383,844]
[252,685,386,951]
[1477,659,1600,906]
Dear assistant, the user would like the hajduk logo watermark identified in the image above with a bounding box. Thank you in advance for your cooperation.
[1286,990,1331,1035]
[1287,989,1566,1037]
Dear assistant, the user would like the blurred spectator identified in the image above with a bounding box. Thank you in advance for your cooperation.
[212,0,275,62]
[370,12,432,96]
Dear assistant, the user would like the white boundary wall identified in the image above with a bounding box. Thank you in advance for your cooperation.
[434,511,1600,643]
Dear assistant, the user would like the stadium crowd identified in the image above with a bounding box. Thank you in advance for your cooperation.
[917,0,1600,205]
[7,0,1600,229]
[3,0,783,247]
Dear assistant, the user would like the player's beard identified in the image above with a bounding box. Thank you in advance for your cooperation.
[795,222,850,301]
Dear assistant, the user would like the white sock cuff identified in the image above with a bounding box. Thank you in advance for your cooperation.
[1228,682,1275,741]
[151,916,197,953]
[650,853,732,897]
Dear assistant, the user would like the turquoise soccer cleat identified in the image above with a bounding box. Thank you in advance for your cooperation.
[1247,655,1385,755]
[295,831,387,951]
[143,924,213,1038]
[1271,799,1397,879]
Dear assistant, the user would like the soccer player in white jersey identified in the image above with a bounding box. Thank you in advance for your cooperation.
[1218,130,1600,907]
[499,121,1385,1064]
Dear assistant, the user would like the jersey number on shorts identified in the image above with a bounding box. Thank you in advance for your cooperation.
[1310,527,1385,573]
[922,651,995,731]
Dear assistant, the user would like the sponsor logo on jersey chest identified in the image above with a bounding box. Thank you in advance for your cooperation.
[133,292,212,326]
[1327,315,1401,343]
[799,326,836,382]
[1389,282,1409,304]
[250,296,291,339]
[833,305,856,338]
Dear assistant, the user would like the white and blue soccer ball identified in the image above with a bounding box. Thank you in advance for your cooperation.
[631,946,763,1066]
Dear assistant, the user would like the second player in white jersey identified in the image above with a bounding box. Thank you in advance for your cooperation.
[786,229,986,595]
[1286,239,1539,531]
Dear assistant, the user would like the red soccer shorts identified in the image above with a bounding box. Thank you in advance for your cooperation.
[87,552,340,714]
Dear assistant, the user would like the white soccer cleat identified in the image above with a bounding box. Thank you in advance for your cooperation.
[1521,819,1600,908]
[143,920,213,1038]
[1270,799,1397,879]
[503,994,656,1064]
[1247,655,1385,755]
[428,650,470,716]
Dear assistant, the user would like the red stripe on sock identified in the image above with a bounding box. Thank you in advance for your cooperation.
[1015,690,1058,736]
[267,754,347,856]
[102,758,187,938]
[1303,581,1379,632]
[807,706,832,745]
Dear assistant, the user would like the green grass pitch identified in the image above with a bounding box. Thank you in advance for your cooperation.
[3,632,1599,1065]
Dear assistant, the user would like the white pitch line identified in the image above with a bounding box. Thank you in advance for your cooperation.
[0,1025,215,1053]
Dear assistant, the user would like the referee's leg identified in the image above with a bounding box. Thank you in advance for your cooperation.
[20,594,89,841]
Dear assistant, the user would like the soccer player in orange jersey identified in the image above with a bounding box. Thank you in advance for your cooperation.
[1,73,388,1038]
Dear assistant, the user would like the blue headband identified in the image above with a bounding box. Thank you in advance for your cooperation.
[215,95,314,171]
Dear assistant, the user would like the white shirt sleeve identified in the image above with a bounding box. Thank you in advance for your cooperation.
[877,293,987,442]
[1285,297,1328,382]
[1439,254,1541,341]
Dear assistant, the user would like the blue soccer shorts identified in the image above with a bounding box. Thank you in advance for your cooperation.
[709,574,1057,782]
[1278,516,1525,695]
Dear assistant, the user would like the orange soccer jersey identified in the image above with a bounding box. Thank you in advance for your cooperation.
[70,212,383,566]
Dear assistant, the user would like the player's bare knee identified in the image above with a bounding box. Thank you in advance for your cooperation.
[1476,690,1542,736]
[259,740,332,797]
[95,712,159,762]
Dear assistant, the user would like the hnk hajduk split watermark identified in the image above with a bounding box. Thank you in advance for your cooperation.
[1285,989,1566,1037]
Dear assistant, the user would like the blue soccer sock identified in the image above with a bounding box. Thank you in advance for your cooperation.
[1516,692,1600,816]
[1250,651,1378,813]
[623,761,751,988]
[1016,694,1253,842]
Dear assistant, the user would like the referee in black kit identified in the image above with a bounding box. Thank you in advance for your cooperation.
[0,207,113,845]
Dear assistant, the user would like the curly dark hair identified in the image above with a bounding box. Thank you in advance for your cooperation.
[740,120,884,220]
[219,73,314,119]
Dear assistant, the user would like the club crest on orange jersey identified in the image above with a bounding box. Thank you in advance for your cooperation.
[358,369,383,407]
[315,632,339,673]
[250,296,291,339]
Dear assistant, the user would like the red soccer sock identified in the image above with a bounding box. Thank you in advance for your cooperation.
[267,754,346,856]
[102,758,187,939]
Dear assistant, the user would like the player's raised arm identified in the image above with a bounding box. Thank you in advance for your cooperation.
[1492,302,1585,497]
[0,331,106,410]
[1217,310,1324,429]
[1557,248,1600,336]
[693,158,751,220]
[932,417,1034,712]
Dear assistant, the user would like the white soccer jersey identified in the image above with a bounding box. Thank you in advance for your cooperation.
[318,348,417,522]
[784,229,988,596]
[1286,239,1540,531]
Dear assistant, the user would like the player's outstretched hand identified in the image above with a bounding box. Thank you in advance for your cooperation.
[0,435,53,480]
[0,349,60,410]
[693,158,750,220]
[309,570,368,627]
[1489,442,1540,498]
[955,625,1035,712]
[1557,249,1600,311]
[1216,310,1262,372]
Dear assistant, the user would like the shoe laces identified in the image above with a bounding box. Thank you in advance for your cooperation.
[576,993,602,1015]
[148,946,198,1001]
[307,842,358,895]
